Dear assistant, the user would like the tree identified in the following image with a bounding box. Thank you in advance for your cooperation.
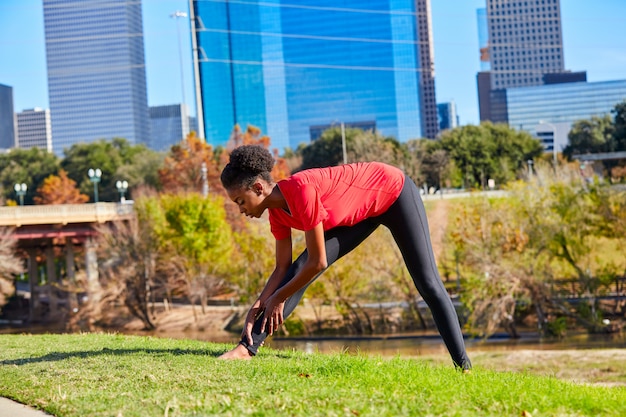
[230,221,275,303]
[299,126,405,171]
[445,192,550,338]
[347,130,404,166]
[0,227,24,313]
[61,138,158,202]
[155,193,235,317]
[114,147,164,193]
[0,147,60,204]
[422,149,450,191]
[563,115,616,158]
[612,100,626,151]
[96,217,159,329]
[159,132,222,196]
[446,162,626,337]
[300,126,355,169]
[34,169,89,205]
[438,123,543,189]
[399,139,428,186]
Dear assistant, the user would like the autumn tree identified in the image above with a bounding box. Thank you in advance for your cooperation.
[159,132,222,195]
[0,147,60,204]
[0,227,24,313]
[34,170,89,205]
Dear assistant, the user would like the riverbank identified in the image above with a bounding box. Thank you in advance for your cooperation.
[1,333,624,417]
[3,301,626,387]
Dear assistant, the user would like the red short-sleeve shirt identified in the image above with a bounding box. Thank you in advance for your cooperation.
[268,162,405,240]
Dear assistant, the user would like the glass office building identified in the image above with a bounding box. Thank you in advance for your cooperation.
[0,83,16,150]
[149,104,192,151]
[191,0,437,151]
[505,79,626,152]
[437,101,459,131]
[43,0,150,155]
[507,80,626,132]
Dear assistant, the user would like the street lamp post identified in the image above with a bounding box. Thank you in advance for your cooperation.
[115,180,129,202]
[527,159,534,177]
[201,162,208,197]
[170,10,188,105]
[14,183,27,206]
[88,168,102,203]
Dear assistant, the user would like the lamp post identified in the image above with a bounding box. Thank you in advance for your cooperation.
[527,159,534,177]
[14,183,27,206]
[88,168,102,203]
[115,180,129,202]
[170,10,188,105]
[201,162,208,197]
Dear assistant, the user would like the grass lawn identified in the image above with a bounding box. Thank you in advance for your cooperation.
[1,333,625,416]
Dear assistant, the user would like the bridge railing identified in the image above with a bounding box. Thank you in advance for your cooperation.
[0,202,135,226]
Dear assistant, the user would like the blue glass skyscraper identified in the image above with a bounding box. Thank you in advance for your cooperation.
[0,83,16,150]
[43,0,150,155]
[190,0,438,151]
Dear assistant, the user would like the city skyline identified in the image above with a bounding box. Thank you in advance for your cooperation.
[0,0,624,140]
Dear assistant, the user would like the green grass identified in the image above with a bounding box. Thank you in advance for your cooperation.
[1,334,625,416]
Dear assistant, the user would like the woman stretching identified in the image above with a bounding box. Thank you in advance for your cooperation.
[218,145,471,370]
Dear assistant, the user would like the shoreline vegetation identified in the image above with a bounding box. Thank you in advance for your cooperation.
[0,333,625,417]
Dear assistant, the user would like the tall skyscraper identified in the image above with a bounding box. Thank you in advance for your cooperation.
[16,108,53,152]
[477,0,584,122]
[43,0,150,156]
[0,83,16,150]
[487,0,564,89]
[190,0,438,150]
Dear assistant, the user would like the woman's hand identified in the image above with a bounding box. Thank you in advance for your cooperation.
[242,301,264,346]
[261,293,286,336]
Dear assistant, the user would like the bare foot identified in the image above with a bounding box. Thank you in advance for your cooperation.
[218,344,253,360]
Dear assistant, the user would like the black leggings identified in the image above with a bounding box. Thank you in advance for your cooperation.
[241,176,471,369]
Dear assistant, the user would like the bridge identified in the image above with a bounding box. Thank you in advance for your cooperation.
[0,203,135,323]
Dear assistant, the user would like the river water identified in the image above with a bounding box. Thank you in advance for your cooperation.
[3,324,625,357]
[120,328,626,358]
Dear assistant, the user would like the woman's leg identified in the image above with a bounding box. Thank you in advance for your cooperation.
[380,177,471,369]
[240,220,380,355]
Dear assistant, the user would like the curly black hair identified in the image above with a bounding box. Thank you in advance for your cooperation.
[221,145,275,189]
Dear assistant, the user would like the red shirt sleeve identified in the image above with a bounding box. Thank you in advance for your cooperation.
[269,181,328,240]
[291,183,328,232]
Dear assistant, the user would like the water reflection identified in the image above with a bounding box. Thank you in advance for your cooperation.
[268,331,626,357]
[2,325,625,357]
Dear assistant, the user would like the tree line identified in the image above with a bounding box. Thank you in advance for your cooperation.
[2,100,626,336]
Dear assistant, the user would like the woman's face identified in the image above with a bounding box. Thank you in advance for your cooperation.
[227,183,266,218]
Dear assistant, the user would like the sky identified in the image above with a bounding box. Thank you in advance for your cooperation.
[0,0,624,127]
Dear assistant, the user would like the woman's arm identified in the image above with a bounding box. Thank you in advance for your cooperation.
[241,236,292,345]
[262,222,327,335]
[257,237,293,303]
